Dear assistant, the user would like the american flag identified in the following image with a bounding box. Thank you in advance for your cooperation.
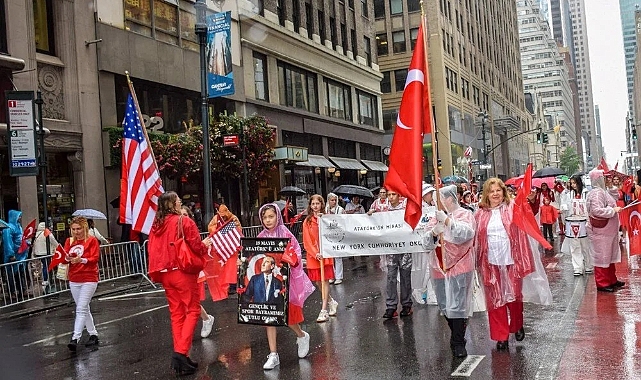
[119,93,163,235]
[210,220,243,262]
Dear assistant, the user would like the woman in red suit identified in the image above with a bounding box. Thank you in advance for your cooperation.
[65,216,101,352]
[148,191,211,375]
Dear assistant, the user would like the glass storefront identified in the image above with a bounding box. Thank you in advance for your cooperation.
[38,152,74,241]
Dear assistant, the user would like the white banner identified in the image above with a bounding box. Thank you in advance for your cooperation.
[319,210,425,257]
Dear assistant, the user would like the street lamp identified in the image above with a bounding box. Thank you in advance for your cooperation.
[195,0,213,227]
[478,110,489,180]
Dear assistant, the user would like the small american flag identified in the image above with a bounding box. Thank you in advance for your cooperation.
[119,93,163,235]
[210,220,243,262]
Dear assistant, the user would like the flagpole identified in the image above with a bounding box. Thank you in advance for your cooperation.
[125,71,160,170]
[420,2,445,271]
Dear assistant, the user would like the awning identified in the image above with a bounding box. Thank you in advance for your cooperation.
[295,154,335,168]
[361,159,389,172]
[328,156,367,170]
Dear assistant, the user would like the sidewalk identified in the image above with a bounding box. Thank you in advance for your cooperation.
[557,254,641,379]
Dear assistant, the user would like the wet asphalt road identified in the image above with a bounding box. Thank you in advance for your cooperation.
[0,239,624,379]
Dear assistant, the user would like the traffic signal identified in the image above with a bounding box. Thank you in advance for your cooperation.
[437,158,443,171]
[633,128,638,140]
[542,133,549,144]
[536,133,541,144]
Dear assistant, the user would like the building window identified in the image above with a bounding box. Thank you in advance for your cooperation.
[361,0,368,17]
[341,23,348,51]
[381,71,391,93]
[364,36,371,66]
[277,0,286,27]
[330,17,337,49]
[374,0,385,18]
[357,90,377,126]
[407,0,420,12]
[390,0,403,15]
[253,52,268,101]
[325,79,352,121]
[153,0,179,44]
[278,61,319,113]
[34,0,55,55]
[351,29,358,57]
[382,110,397,133]
[0,0,7,54]
[349,0,355,8]
[410,27,419,50]
[293,0,300,33]
[179,4,198,51]
[376,33,388,56]
[394,69,407,92]
[124,0,196,50]
[305,3,313,39]
[318,11,326,42]
[392,31,405,53]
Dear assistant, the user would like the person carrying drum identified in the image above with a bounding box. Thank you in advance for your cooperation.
[560,174,593,276]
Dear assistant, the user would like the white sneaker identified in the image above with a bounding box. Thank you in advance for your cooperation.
[200,315,215,338]
[412,289,426,305]
[316,309,329,323]
[333,279,343,285]
[296,331,310,358]
[328,299,338,316]
[263,352,280,370]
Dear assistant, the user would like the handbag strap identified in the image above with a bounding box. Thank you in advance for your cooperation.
[178,215,185,239]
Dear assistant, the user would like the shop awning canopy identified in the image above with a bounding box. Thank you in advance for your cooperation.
[361,159,389,172]
[295,154,335,168]
[328,156,367,170]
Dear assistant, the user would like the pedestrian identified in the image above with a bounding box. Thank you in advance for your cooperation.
[474,178,537,350]
[411,182,437,305]
[344,195,365,214]
[325,193,345,285]
[457,184,475,213]
[2,210,28,299]
[207,204,242,295]
[65,216,101,352]
[586,169,625,292]
[380,191,413,319]
[148,192,212,375]
[539,197,558,244]
[368,187,389,214]
[180,206,215,339]
[87,219,110,245]
[560,174,593,276]
[31,222,59,291]
[423,185,476,358]
[256,202,314,370]
[303,195,338,323]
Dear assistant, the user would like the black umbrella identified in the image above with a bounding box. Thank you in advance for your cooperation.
[533,167,566,178]
[110,197,120,208]
[279,186,306,197]
[332,185,375,198]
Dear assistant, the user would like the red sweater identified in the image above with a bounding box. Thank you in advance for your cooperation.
[65,236,100,283]
[539,204,559,224]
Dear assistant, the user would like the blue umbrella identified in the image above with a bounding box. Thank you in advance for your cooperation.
[0,219,8,229]
[72,209,107,220]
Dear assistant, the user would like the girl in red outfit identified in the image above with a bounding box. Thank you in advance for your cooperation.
[65,216,101,352]
[539,197,559,243]
[148,192,212,375]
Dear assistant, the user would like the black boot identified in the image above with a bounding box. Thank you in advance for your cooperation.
[171,352,196,376]
[450,318,468,358]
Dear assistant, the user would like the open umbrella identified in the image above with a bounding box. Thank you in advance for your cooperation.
[110,197,120,208]
[279,186,306,197]
[0,219,9,229]
[504,175,524,187]
[532,167,565,178]
[332,185,374,198]
[442,175,469,184]
[72,209,108,220]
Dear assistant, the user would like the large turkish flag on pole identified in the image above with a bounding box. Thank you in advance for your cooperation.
[621,202,641,256]
[384,21,432,229]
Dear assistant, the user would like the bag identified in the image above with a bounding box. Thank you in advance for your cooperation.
[472,270,487,313]
[589,216,608,229]
[56,263,69,280]
[172,216,204,274]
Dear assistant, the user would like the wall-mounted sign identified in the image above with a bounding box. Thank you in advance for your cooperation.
[223,134,239,147]
[6,91,38,177]
[272,146,308,162]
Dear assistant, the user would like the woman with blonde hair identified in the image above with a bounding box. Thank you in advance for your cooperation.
[303,194,338,322]
[65,216,101,351]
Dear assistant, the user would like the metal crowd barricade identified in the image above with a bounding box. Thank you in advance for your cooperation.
[0,241,154,309]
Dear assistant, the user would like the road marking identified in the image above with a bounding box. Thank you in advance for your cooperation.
[23,304,168,347]
[451,355,485,377]
[98,289,165,301]
[546,262,558,269]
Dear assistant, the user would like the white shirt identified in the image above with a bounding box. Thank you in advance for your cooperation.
[264,274,272,300]
[487,208,513,265]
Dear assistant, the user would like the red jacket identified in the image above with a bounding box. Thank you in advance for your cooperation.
[65,236,100,283]
[539,204,559,224]
[148,214,206,282]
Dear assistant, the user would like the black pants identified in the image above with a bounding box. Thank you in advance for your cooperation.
[542,223,554,241]
[446,317,468,349]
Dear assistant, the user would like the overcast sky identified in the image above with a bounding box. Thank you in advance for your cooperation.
[585,0,629,167]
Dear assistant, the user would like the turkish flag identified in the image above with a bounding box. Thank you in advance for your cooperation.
[19,219,37,253]
[384,21,432,230]
[621,203,641,255]
[514,164,552,250]
[597,157,610,172]
[281,239,299,267]
[48,244,67,271]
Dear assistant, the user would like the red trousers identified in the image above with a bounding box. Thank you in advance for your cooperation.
[160,270,201,355]
[488,301,524,341]
[594,264,617,288]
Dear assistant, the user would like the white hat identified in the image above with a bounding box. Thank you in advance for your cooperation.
[422,182,436,197]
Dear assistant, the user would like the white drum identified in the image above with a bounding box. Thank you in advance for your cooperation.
[565,215,588,238]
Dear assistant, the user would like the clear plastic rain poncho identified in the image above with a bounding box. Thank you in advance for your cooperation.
[422,185,476,318]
